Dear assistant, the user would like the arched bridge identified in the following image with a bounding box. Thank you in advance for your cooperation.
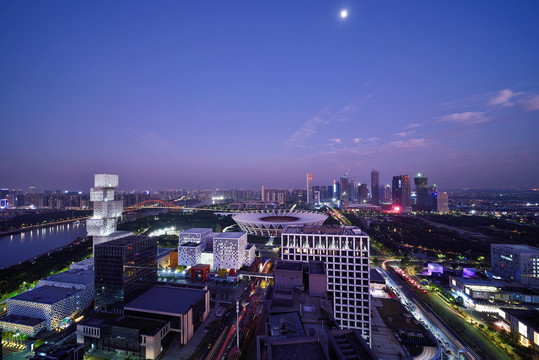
[124,200,184,212]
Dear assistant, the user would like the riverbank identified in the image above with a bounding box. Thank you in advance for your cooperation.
[0,236,92,301]
[0,216,90,237]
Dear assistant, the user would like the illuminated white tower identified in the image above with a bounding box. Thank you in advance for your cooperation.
[87,174,131,249]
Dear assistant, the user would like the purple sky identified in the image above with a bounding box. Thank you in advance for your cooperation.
[1,1,538,191]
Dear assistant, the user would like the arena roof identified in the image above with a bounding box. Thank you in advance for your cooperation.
[233,210,327,236]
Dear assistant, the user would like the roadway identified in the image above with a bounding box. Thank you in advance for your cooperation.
[381,260,511,360]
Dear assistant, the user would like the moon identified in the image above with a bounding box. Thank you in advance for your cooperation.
[340,9,348,19]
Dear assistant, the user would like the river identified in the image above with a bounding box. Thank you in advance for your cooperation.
[0,222,87,269]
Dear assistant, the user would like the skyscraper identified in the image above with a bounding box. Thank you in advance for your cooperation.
[87,174,131,249]
[414,173,428,211]
[282,225,371,344]
[371,170,379,205]
[392,175,412,211]
[94,235,157,312]
[340,175,349,208]
[306,174,313,204]
[358,183,368,203]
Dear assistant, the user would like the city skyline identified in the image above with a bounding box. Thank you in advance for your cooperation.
[1,1,539,190]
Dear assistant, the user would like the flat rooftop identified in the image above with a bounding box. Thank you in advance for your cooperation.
[309,261,325,275]
[370,268,385,284]
[124,285,206,315]
[501,308,539,330]
[246,244,255,249]
[81,313,167,336]
[11,286,80,304]
[158,247,173,257]
[284,225,367,236]
[214,232,246,239]
[95,235,150,247]
[0,314,46,326]
[269,339,327,360]
[453,277,501,287]
[269,312,305,338]
[180,228,212,234]
[275,261,303,272]
[492,244,539,253]
[41,269,94,285]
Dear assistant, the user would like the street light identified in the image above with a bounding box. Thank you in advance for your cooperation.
[236,300,240,348]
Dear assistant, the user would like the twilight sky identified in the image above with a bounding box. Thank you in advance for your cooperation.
[1,1,538,191]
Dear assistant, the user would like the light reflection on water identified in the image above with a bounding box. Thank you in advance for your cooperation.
[0,223,87,269]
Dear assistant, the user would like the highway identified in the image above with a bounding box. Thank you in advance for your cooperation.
[379,260,472,360]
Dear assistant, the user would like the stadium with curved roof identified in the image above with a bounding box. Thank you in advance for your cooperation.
[232,210,328,236]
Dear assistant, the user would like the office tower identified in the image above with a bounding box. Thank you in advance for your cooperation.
[371,170,379,205]
[340,175,349,209]
[94,235,157,312]
[384,185,392,203]
[282,225,371,344]
[491,244,539,287]
[333,180,340,201]
[436,192,449,213]
[413,173,428,211]
[358,183,368,204]
[261,185,266,202]
[87,174,129,248]
[307,174,313,203]
[350,179,358,202]
[392,175,412,211]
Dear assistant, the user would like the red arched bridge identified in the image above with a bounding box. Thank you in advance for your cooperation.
[124,200,230,212]
[124,200,185,212]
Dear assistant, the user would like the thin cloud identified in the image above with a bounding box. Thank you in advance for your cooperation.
[282,94,374,148]
[406,122,421,129]
[522,95,539,111]
[389,138,428,150]
[489,89,522,107]
[329,138,342,144]
[394,130,416,138]
[353,138,362,143]
[439,111,488,125]
[367,137,379,142]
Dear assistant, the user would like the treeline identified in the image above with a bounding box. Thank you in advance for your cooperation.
[0,240,92,300]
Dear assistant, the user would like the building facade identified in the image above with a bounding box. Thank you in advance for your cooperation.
[94,236,157,312]
[371,170,379,206]
[213,232,248,270]
[491,244,539,287]
[307,174,313,203]
[392,175,412,211]
[281,225,371,344]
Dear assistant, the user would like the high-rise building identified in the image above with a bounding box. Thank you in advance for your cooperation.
[371,170,379,206]
[414,173,428,211]
[358,183,368,204]
[349,179,358,202]
[94,235,157,312]
[392,175,412,211]
[87,174,131,249]
[340,175,349,208]
[384,184,392,203]
[436,192,449,213]
[282,225,371,344]
[261,185,266,202]
[491,244,539,287]
[306,174,313,203]
[333,180,340,201]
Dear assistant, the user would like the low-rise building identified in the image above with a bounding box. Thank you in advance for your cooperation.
[491,244,539,288]
[500,308,539,351]
[38,269,94,311]
[123,285,210,345]
[77,314,170,360]
[5,286,83,332]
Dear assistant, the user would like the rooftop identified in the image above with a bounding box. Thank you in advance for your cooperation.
[370,268,385,284]
[180,228,212,235]
[158,247,174,258]
[452,277,501,287]
[328,329,378,360]
[214,232,246,240]
[492,244,539,253]
[284,225,367,236]
[309,261,325,275]
[81,313,167,336]
[180,241,206,247]
[11,286,81,304]
[268,338,327,360]
[275,260,303,272]
[501,308,539,330]
[40,269,94,285]
[246,244,255,249]
[95,235,151,247]
[124,285,206,315]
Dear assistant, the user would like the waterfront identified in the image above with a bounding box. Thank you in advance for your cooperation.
[0,222,87,269]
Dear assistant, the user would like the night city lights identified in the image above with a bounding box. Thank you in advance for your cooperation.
[1,2,539,360]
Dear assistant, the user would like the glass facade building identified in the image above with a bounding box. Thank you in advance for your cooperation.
[94,236,157,312]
